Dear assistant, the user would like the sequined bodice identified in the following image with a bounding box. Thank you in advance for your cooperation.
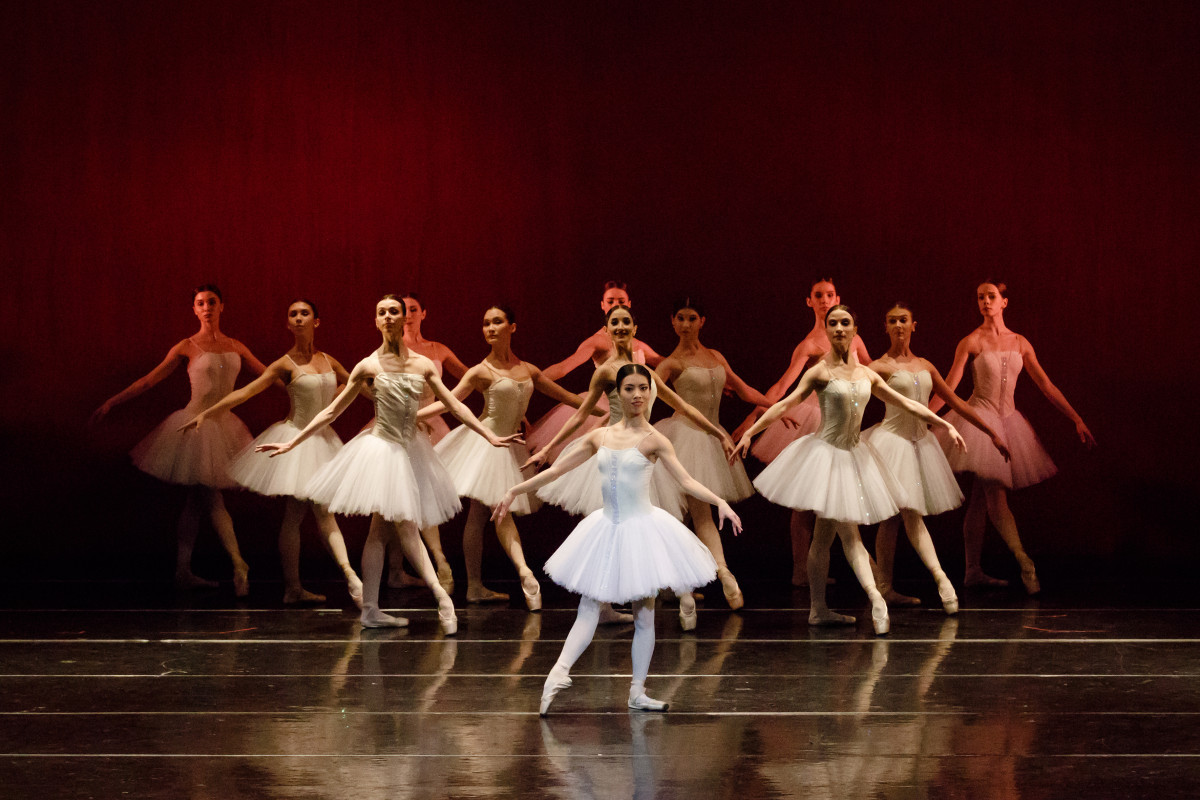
[481,376,533,436]
[817,377,871,450]
[879,369,932,441]
[597,446,655,523]
[671,366,724,426]
[287,371,337,429]
[969,350,1021,416]
[605,380,658,425]
[371,372,424,445]
[186,351,241,411]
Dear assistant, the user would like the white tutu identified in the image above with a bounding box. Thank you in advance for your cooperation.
[305,429,461,526]
[937,408,1057,489]
[655,417,753,504]
[751,394,821,463]
[753,435,906,524]
[435,424,539,515]
[537,439,683,518]
[229,420,342,499]
[862,425,963,516]
[526,401,605,463]
[131,410,253,489]
[545,506,718,603]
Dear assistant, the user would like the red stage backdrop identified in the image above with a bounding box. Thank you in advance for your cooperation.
[3,1,1197,578]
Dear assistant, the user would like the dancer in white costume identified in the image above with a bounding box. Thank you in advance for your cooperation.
[526,305,736,629]
[654,297,770,611]
[735,306,966,635]
[422,304,596,609]
[863,302,1011,613]
[732,279,871,586]
[91,284,267,595]
[495,364,739,715]
[256,295,519,631]
[387,293,468,594]
[929,281,1095,593]
[526,281,662,463]
[180,300,363,606]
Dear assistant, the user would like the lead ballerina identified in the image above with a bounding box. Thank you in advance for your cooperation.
[735,305,966,635]
[256,295,520,632]
[494,364,739,715]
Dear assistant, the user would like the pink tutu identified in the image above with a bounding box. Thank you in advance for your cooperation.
[132,410,253,489]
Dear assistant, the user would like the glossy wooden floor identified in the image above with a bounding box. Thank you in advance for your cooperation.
[2,576,1198,799]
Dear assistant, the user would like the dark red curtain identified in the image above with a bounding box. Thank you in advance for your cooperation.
[4,1,1198,575]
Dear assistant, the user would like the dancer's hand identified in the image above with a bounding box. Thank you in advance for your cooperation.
[946,428,967,452]
[781,415,799,430]
[991,436,1011,461]
[730,435,752,463]
[256,441,294,457]
[522,448,549,471]
[716,501,742,536]
[491,492,515,524]
[720,434,736,461]
[178,412,207,433]
[1076,420,1097,449]
[488,432,524,448]
[89,401,114,426]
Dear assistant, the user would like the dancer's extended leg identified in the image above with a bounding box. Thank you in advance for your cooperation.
[688,496,742,610]
[202,488,249,597]
[964,481,1007,587]
[313,504,362,606]
[540,597,601,714]
[360,515,407,628]
[280,498,324,604]
[629,597,667,711]
[899,509,958,613]
[983,484,1039,594]
[835,521,889,635]
[493,506,540,611]
[874,517,920,605]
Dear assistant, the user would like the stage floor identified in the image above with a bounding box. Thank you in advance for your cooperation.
[2,578,1198,799]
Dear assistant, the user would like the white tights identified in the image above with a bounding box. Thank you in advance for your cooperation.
[551,596,657,696]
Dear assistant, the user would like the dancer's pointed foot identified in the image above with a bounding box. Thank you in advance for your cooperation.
[232,562,250,598]
[436,562,455,595]
[521,573,542,612]
[346,573,364,609]
[716,567,744,610]
[387,568,426,590]
[361,606,408,628]
[936,575,959,615]
[871,596,890,636]
[283,587,326,605]
[678,594,697,631]
[808,609,856,626]
[466,586,509,604]
[964,569,1009,588]
[540,668,572,716]
[1020,565,1041,595]
[628,693,669,712]
[598,604,635,625]
[175,570,219,590]
[437,596,458,635]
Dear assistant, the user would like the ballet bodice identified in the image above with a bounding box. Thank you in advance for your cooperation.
[670,365,724,426]
[480,373,533,436]
[816,377,871,450]
[597,445,655,523]
[878,369,932,441]
[606,379,658,425]
[969,350,1022,416]
[186,351,241,410]
[286,370,337,429]
[371,372,424,445]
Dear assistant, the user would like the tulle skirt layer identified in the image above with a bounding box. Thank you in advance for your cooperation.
[527,401,604,463]
[544,507,718,603]
[751,397,822,464]
[753,435,906,524]
[131,409,253,489]
[537,440,684,519]
[229,420,342,499]
[655,417,753,504]
[421,415,452,446]
[937,407,1057,489]
[304,430,461,527]
[862,425,963,517]
[435,425,539,515]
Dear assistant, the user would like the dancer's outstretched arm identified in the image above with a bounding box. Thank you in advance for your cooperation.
[926,361,1010,460]
[1019,338,1096,447]
[493,434,600,522]
[256,360,370,455]
[868,370,965,450]
[649,433,742,535]
[90,341,188,423]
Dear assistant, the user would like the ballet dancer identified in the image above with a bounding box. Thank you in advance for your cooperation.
[180,299,363,606]
[929,281,1095,593]
[494,364,740,714]
[255,295,519,632]
[732,278,871,586]
[654,296,770,611]
[91,284,267,595]
[526,280,662,463]
[863,302,1011,612]
[735,305,966,635]
[422,304,597,608]
[387,293,468,594]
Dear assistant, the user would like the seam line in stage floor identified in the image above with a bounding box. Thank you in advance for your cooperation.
[4,638,1198,645]
[3,753,1199,759]
[6,672,1194,679]
[5,710,1200,717]
[5,607,1200,613]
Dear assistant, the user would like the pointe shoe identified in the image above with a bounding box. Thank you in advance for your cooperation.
[598,604,635,625]
[937,578,959,615]
[679,604,697,631]
[521,575,542,612]
[628,693,669,712]
[361,607,409,628]
[540,670,572,716]
[437,599,458,635]
[1020,566,1041,595]
[716,567,744,611]
[233,565,250,598]
[964,570,1009,588]
[437,562,455,595]
[871,598,890,636]
[466,586,510,604]
[347,576,364,610]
